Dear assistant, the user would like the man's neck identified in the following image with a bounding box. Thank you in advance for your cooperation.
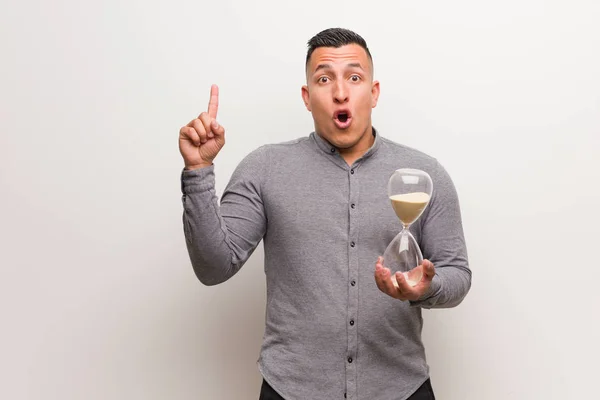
[339,127,375,166]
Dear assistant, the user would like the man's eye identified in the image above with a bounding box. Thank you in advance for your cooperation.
[350,75,360,82]
[319,77,329,83]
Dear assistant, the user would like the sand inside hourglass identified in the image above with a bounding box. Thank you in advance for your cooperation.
[388,192,430,287]
[389,192,430,225]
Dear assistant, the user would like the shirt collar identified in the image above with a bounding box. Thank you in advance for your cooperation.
[311,127,381,163]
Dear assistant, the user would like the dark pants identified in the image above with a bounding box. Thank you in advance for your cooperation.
[259,378,436,400]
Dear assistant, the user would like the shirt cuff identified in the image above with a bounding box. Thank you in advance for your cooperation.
[181,165,215,195]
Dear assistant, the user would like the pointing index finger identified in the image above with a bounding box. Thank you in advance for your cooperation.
[208,84,219,119]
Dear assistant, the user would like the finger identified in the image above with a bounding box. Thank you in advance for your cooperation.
[422,259,435,280]
[374,261,391,293]
[180,126,200,146]
[375,258,405,299]
[207,84,219,119]
[211,119,225,137]
[191,119,208,144]
[380,267,402,298]
[405,265,424,286]
[198,112,215,139]
[374,266,388,293]
[395,271,417,297]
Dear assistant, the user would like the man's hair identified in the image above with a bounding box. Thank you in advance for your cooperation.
[305,28,372,68]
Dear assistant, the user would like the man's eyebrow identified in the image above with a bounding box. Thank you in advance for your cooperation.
[347,62,364,69]
[313,62,365,73]
[314,63,332,73]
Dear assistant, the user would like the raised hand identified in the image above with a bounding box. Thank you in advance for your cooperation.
[179,84,226,170]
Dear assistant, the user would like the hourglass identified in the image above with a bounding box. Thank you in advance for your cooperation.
[382,168,433,288]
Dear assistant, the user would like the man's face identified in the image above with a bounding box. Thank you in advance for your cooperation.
[302,44,380,152]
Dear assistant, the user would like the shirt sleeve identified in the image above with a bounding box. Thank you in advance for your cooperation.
[410,159,472,308]
[181,146,268,285]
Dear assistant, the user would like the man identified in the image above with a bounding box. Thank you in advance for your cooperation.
[179,28,471,400]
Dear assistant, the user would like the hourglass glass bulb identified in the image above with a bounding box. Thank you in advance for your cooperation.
[383,168,433,287]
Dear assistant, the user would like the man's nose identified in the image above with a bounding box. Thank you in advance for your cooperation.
[333,81,349,103]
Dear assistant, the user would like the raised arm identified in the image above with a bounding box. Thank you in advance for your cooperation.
[179,85,268,285]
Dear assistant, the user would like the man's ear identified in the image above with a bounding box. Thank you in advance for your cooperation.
[371,80,380,108]
[301,85,311,111]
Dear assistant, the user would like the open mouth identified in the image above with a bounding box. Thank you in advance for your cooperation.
[334,110,352,129]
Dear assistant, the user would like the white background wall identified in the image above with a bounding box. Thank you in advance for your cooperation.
[1,0,599,399]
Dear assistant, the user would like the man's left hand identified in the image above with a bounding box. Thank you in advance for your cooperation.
[374,256,435,301]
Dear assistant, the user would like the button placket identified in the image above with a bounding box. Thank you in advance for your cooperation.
[346,164,359,399]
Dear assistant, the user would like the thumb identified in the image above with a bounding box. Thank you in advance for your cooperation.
[422,260,435,280]
[211,119,225,143]
[210,119,224,134]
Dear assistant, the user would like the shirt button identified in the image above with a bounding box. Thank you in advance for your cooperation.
[351,280,356,286]
[348,357,353,363]
[330,148,335,153]
[350,169,355,174]
[351,203,355,209]
[350,319,355,326]
[350,242,355,247]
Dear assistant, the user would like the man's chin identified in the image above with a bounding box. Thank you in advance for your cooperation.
[330,135,361,150]
[317,125,363,148]
[335,127,362,142]
[334,141,356,150]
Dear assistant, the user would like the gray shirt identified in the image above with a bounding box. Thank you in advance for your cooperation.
[181,130,471,400]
